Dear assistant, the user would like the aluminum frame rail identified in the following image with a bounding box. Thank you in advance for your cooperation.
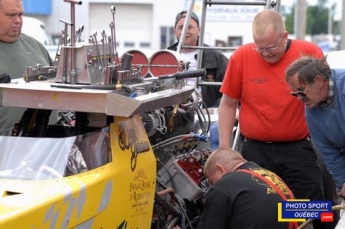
[0,79,195,117]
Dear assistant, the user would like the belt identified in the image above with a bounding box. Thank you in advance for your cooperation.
[244,137,310,144]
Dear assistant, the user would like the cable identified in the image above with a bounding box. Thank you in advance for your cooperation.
[175,194,193,229]
[156,159,177,192]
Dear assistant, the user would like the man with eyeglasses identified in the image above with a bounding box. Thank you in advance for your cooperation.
[217,10,337,229]
[285,56,345,211]
[167,10,228,108]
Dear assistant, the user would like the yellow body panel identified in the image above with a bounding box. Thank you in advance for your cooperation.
[0,115,156,228]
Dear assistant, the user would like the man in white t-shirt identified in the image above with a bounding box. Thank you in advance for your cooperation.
[167,10,228,108]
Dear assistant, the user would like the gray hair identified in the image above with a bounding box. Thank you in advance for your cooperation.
[285,56,331,84]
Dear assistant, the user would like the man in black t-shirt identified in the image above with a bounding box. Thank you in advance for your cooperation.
[198,148,298,229]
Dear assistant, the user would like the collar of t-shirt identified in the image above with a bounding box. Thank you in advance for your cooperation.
[285,39,291,53]
[319,76,335,107]
[180,50,199,70]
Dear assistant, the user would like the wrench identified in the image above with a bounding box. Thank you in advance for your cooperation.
[110,6,119,64]
[101,30,108,67]
[90,34,103,70]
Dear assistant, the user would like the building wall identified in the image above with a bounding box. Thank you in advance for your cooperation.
[37,0,185,53]
[23,0,263,55]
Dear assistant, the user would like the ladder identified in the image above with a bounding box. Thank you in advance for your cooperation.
[177,0,282,76]
[176,0,281,150]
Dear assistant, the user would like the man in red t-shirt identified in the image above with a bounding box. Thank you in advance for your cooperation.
[218,10,337,229]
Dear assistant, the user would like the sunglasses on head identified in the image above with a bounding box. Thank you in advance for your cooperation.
[290,85,309,98]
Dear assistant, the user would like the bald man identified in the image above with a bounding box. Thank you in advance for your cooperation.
[0,0,53,132]
[198,148,297,229]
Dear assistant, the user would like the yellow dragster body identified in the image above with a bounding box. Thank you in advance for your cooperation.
[0,115,156,228]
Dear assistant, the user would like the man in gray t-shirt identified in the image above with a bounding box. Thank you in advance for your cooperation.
[0,0,53,132]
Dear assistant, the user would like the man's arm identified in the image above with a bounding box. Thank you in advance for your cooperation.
[218,94,239,148]
[307,118,345,189]
[320,146,345,190]
[339,183,345,199]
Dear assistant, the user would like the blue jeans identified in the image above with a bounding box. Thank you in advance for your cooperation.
[209,121,219,150]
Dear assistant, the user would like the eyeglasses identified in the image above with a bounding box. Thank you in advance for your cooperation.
[290,85,309,98]
[176,26,198,31]
[253,36,283,53]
